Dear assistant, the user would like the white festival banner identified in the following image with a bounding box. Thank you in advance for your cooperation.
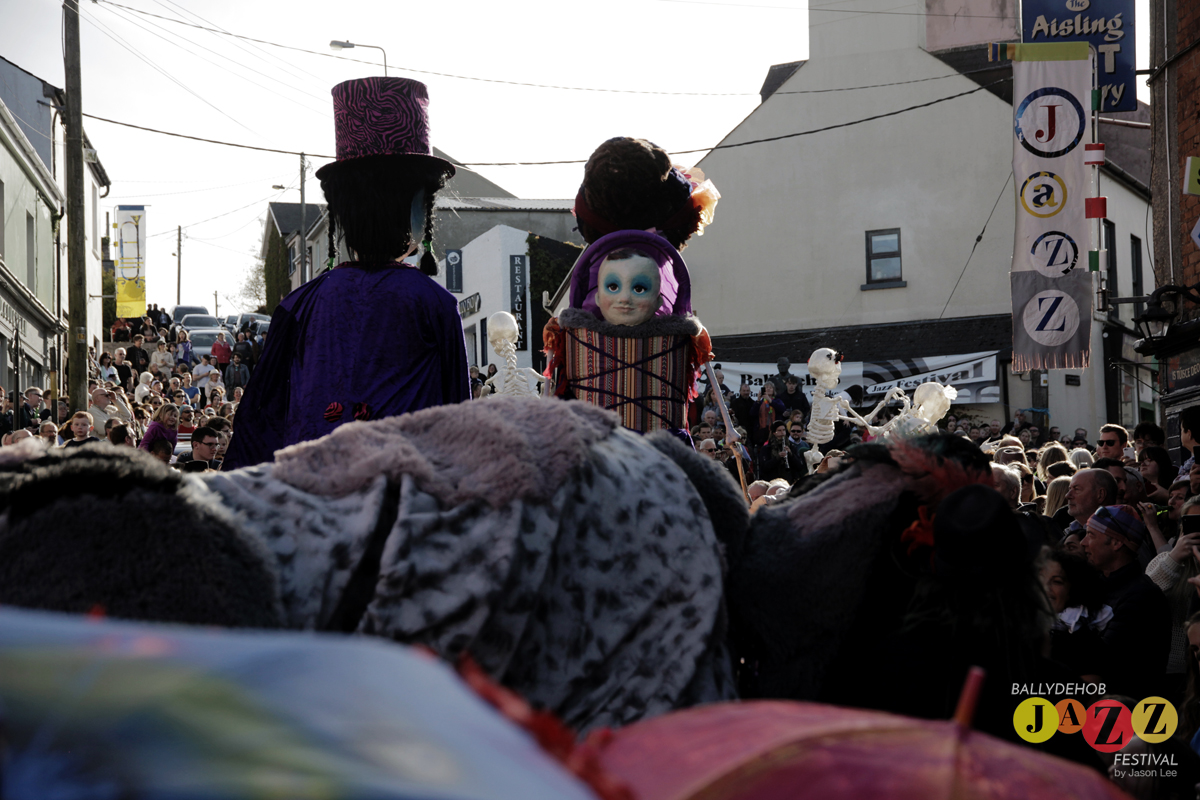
[1002,42,1094,371]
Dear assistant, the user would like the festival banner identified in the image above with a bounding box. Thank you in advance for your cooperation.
[114,205,147,318]
[996,42,1094,371]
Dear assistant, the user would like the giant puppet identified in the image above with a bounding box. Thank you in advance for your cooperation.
[225,78,470,470]
[544,138,719,437]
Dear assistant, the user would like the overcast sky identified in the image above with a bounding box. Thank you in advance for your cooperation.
[1,0,1150,314]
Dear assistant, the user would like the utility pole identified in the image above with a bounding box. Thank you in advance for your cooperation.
[298,152,307,284]
[176,225,181,305]
[63,0,88,413]
[213,291,219,318]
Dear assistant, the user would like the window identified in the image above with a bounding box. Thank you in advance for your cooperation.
[26,212,35,290]
[1103,219,1117,321]
[1130,235,1144,318]
[91,183,99,257]
[288,243,297,276]
[864,229,904,288]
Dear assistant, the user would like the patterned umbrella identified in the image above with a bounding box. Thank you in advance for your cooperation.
[597,674,1130,800]
[0,607,597,800]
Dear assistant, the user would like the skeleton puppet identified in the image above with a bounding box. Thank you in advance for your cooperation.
[485,312,544,398]
[802,348,906,468]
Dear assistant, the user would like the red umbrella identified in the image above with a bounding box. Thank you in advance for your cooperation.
[596,670,1130,800]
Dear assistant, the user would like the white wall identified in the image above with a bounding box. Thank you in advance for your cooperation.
[435,224,534,371]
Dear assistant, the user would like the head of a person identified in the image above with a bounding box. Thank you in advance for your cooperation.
[1043,475,1073,517]
[739,383,751,398]
[1074,427,1088,441]
[190,425,219,463]
[1068,447,1094,469]
[90,388,108,408]
[68,411,93,440]
[761,382,775,399]
[113,348,125,363]
[1138,446,1174,491]
[177,329,189,342]
[1082,504,1146,574]
[692,423,712,441]
[696,438,718,459]
[990,464,1021,509]
[156,341,167,352]
[232,386,243,402]
[1169,480,1191,519]
[1036,443,1069,477]
[969,426,983,441]
[99,352,111,366]
[206,416,232,436]
[152,403,179,429]
[1181,406,1200,450]
[1065,468,1117,523]
[1041,549,1104,615]
[944,413,957,429]
[231,354,241,365]
[989,419,1001,435]
[132,334,144,346]
[148,436,173,464]
[138,372,153,387]
[1029,425,1041,442]
[1096,424,1129,460]
[1131,421,1166,453]
[1060,530,1084,556]
[1017,428,1031,445]
[107,424,132,447]
[1092,457,1129,502]
[23,387,41,407]
[1014,461,1035,503]
[468,365,480,379]
[702,409,717,427]
[216,332,226,342]
[1044,460,1075,481]
[784,375,800,394]
[37,420,57,443]
[771,420,788,442]
[320,153,451,274]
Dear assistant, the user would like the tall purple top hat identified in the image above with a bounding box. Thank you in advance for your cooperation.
[315,77,455,180]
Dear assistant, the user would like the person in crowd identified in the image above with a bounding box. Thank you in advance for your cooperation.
[1064,468,1118,535]
[111,347,133,392]
[691,423,713,442]
[730,383,757,435]
[1092,457,1130,503]
[1139,445,1176,503]
[696,438,718,460]
[126,334,150,379]
[177,404,196,435]
[224,353,250,393]
[60,411,100,448]
[1178,406,1200,481]
[1133,421,1167,455]
[179,371,200,407]
[37,420,59,446]
[779,375,811,420]
[1036,443,1069,483]
[1096,423,1132,464]
[1069,447,1094,470]
[211,331,232,371]
[1041,549,1108,684]
[192,354,217,405]
[133,372,155,404]
[107,423,134,447]
[1013,462,1036,507]
[1080,504,1170,698]
[110,317,131,342]
[1145,498,1200,700]
[146,436,173,465]
[758,420,800,484]
[86,388,115,432]
[755,382,786,446]
[226,80,471,469]
[231,331,255,370]
[97,351,117,384]
[174,329,193,369]
[137,403,179,455]
[17,387,44,430]
[176,424,220,471]
[149,340,173,383]
[1044,475,1072,519]
[990,463,1021,509]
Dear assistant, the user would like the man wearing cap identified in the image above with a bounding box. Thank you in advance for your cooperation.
[1081,504,1170,698]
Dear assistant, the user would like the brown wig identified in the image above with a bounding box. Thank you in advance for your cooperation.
[319,154,449,275]
[577,138,700,249]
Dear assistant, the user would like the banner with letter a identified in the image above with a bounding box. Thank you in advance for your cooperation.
[115,205,147,318]
[993,42,1093,371]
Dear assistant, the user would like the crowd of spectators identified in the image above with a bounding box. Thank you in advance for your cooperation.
[0,305,262,472]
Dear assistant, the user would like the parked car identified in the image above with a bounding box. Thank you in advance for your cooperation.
[168,305,209,325]
[179,314,222,333]
[223,315,238,332]
[184,328,225,364]
[235,312,270,335]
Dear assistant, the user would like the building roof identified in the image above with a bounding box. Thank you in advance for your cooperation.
[435,148,516,198]
[435,197,573,212]
[760,61,806,102]
[268,202,326,238]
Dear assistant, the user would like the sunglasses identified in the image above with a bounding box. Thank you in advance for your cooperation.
[1098,439,1118,446]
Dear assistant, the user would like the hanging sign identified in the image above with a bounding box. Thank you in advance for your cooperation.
[446,249,463,293]
[114,205,146,318]
[509,255,528,351]
[1022,0,1135,111]
[996,42,1095,371]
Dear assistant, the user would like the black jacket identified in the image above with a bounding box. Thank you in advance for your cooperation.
[1099,560,1170,698]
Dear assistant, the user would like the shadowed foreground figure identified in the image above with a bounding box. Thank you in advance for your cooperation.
[0,397,742,732]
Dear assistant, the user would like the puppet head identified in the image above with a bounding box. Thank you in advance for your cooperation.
[570,230,691,323]
[807,348,842,389]
[574,138,719,250]
[912,382,958,425]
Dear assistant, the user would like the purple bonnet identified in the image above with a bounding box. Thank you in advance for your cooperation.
[569,230,692,319]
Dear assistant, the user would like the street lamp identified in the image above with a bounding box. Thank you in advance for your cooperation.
[330,40,388,75]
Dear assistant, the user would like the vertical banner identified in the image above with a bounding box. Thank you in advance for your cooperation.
[509,254,527,351]
[445,249,462,293]
[1000,42,1094,371]
[1022,0,1134,112]
[114,205,146,318]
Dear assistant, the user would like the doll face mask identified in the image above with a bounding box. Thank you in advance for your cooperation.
[595,251,662,326]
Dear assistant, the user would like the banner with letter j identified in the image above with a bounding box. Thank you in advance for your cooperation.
[115,205,147,318]
[993,42,1094,371]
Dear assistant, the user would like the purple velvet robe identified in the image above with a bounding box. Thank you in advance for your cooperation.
[224,263,470,470]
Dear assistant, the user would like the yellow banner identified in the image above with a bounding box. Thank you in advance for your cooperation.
[115,206,146,318]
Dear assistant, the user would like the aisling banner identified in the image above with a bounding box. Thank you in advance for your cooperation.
[115,205,147,318]
[993,42,1094,371]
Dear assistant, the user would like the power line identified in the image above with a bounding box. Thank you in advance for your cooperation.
[146,188,290,237]
[105,175,292,198]
[98,2,332,118]
[657,0,1015,19]
[81,76,1010,166]
[93,0,758,96]
[774,65,1009,95]
[75,4,253,133]
[939,172,1012,319]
